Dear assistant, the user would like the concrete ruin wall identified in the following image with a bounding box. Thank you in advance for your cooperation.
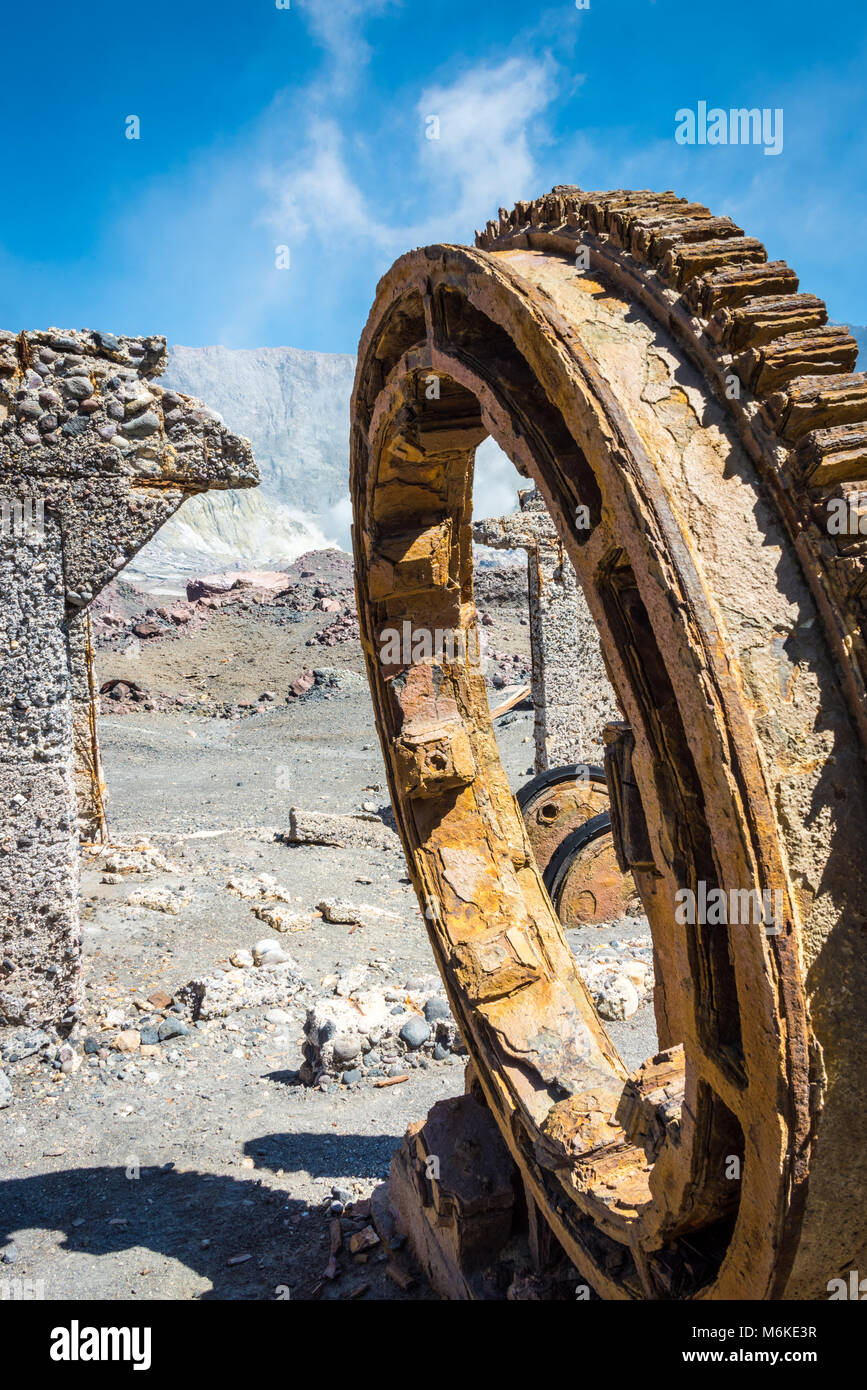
[474,488,619,769]
[0,328,257,1032]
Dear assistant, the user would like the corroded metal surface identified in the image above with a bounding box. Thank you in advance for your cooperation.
[543,811,638,930]
[68,610,108,842]
[351,187,867,1298]
[517,763,637,927]
[517,765,611,874]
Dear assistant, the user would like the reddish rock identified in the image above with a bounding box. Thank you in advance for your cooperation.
[186,570,290,602]
[186,574,237,601]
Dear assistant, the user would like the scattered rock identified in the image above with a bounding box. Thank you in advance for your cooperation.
[0,1027,50,1065]
[88,840,178,877]
[317,899,361,925]
[178,960,304,1021]
[423,998,451,1023]
[399,1017,430,1050]
[300,978,458,1084]
[127,888,185,915]
[285,808,400,853]
[226,874,292,903]
[58,1043,80,1075]
[132,619,164,639]
[252,903,310,934]
[348,1225,380,1254]
[252,938,294,969]
[289,670,315,697]
[580,966,641,1021]
[157,1018,190,1042]
[265,1009,292,1025]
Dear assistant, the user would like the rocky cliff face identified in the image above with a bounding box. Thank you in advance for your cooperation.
[132,328,867,590]
[128,345,356,588]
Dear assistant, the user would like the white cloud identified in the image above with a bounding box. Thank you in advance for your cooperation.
[92,39,562,352]
[294,0,401,96]
[260,117,397,252]
[259,54,558,262]
[416,56,556,230]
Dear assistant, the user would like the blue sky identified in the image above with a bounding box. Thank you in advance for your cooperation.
[1,0,865,355]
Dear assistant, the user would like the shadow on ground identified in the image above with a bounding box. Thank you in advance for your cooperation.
[0,1130,400,1300]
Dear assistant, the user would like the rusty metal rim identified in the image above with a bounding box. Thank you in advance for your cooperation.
[347,222,858,1297]
[543,810,613,911]
[516,763,607,813]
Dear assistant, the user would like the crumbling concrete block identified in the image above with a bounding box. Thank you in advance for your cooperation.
[177,955,303,1021]
[284,807,401,852]
[0,327,257,1032]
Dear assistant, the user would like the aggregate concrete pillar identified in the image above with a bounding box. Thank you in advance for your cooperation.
[474,488,618,770]
[0,328,257,1031]
[0,498,80,1032]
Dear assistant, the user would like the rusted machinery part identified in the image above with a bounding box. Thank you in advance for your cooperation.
[516,763,609,874]
[350,186,867,1299]
[79,610,109,843]
[517,763,637,925]
[544,809,639,929]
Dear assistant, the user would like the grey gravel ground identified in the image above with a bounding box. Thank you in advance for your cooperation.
[0,688,656,1301]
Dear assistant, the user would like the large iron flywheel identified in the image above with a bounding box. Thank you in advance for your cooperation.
[350,187,867,1299]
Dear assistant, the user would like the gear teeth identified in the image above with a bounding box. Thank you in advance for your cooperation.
[473,186,867,753]
[735,325,859,395]
[706,295,827,353]
[686,262,799,316]
[794,425,867,489]
[660,236,766,290]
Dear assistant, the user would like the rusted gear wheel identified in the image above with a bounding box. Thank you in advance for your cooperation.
[516,764,609,875]
[350,187,867,1299]
[545,808,630,930]
[518,764,637,926]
